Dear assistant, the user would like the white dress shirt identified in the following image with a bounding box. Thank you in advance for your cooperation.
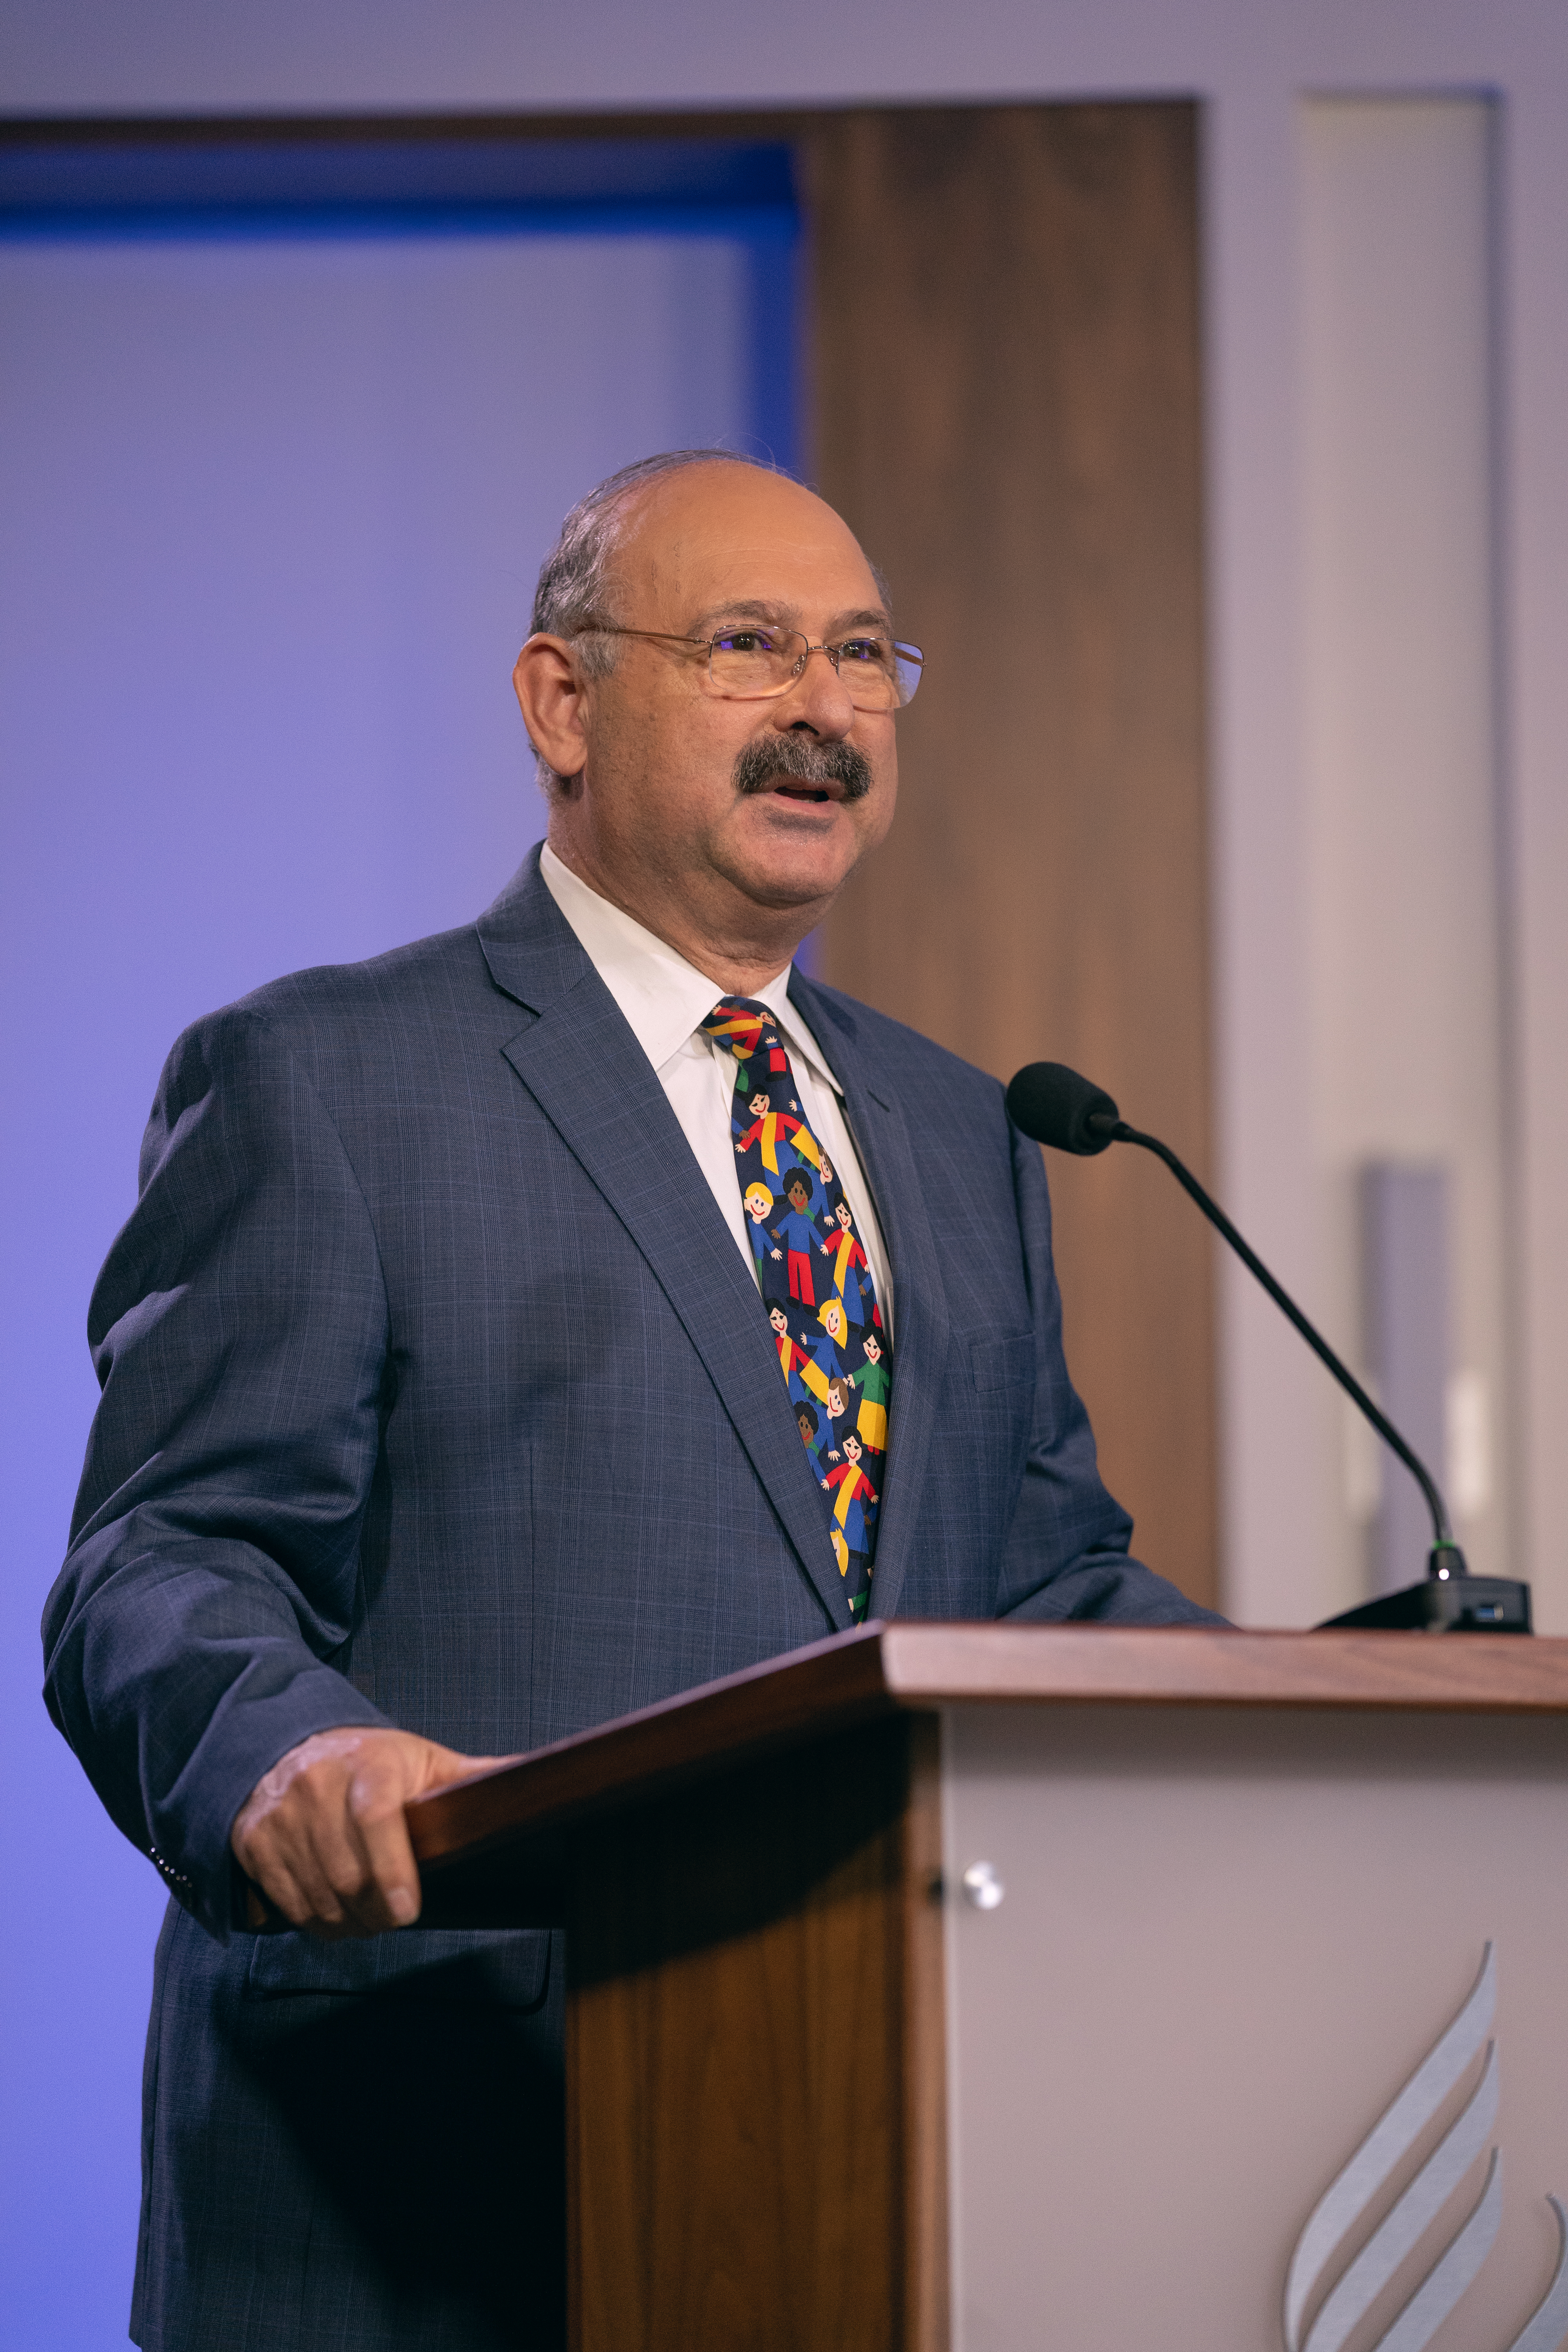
[540,842,893,1337]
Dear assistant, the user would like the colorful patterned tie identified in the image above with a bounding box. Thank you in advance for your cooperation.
[701,996,891,1622]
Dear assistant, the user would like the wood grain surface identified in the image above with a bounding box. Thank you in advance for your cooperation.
[803,103,1218,1612]
[566,1715,943,2352]
[899,1713,947,2351]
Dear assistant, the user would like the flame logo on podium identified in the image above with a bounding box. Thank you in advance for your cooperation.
[1283,1947,1568,2352]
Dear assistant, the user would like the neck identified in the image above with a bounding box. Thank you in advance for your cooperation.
[546,833,824,997]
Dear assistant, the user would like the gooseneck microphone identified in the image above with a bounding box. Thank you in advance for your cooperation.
[1005,1060,1530,1633]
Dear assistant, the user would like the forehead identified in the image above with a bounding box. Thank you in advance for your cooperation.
[613,463,883,625]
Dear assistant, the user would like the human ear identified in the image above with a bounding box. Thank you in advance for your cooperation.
[513,634,590,779]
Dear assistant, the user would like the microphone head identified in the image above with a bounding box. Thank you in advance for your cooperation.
[1005,1062,1121,1155]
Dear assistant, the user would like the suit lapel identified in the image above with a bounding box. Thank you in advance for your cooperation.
[477,857,855,1633]
[789,973,951,1624]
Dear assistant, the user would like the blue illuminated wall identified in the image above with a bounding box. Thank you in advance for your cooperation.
[0,139,797,2347]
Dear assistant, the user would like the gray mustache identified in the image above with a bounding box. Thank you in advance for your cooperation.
[733,735,873,802]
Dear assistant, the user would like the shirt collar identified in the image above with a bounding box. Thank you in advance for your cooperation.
[539,842,843,1096]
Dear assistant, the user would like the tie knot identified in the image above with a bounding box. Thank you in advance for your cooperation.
[700,998,776,1062]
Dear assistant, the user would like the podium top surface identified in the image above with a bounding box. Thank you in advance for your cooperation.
[407,1620,1568,1881]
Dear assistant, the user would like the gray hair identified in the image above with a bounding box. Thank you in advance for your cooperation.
[526,447,783,792]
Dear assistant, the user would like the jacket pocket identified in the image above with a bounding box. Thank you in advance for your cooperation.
[968,1331,1034,1392]
[243,1925,552,2010]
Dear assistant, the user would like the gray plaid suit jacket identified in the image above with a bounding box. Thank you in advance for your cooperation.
[44,847,1216,2352]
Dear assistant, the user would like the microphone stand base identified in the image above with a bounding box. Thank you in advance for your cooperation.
[1319,1575,1532,1633]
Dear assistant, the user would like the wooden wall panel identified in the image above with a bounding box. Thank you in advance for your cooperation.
[804,104,1218,1610]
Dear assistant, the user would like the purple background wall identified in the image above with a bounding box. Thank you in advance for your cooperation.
[0,190,795,2345]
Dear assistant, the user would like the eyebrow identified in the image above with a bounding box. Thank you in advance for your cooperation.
[687,597,895,637]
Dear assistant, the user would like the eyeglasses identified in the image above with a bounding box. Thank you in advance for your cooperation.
[583,622,924,711]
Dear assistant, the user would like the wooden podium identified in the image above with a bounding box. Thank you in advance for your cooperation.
[406,1623,1568,2352]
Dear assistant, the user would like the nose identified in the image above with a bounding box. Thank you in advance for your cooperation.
[773,642,857,736]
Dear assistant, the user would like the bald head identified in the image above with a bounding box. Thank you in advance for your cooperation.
[530,450,888,671]
[605,459,886,653]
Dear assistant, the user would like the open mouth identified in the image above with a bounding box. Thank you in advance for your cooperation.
[771,780,836,805]
[733,738,871,803]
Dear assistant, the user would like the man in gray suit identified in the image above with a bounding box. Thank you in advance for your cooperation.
[45,450,1217,2352]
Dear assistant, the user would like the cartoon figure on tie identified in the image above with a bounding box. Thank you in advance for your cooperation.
[819,1198,872,1331]
[735,1089,817,1179]
[767,1301,813,1403]
[794,1399,824,1466]
[742,1181,786,1296]
[822,1430,879,1605]
[770,1167,821,1307]
[706,1003,768,1069]
[848,1329,890,1456]
[799,1293,850,1407]
[820,1375,851,1461]
[739,1018,790,1080]
[791,1148,831,1222]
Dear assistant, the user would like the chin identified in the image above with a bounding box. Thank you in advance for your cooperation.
[730,805,866,906]
[744,837,855,905]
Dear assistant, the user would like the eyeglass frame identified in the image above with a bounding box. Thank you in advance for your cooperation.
[576,621,924,708]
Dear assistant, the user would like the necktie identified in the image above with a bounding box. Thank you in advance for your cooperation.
[701,996,891,1622]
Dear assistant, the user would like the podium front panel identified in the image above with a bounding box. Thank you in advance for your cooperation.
[940,1700,1568,2351]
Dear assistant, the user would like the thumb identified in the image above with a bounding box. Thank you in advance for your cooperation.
[409,1741,519,1797]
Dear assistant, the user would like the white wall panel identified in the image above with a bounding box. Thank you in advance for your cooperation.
[1503,71,1568,1639]
[1298,98,1507,1607]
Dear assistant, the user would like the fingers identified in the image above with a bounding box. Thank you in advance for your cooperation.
[237,1772,361,1934]
[344,1750,423,1931]
[336,1740,513,1931]
[230,1728,501,1942]
[242,1847,319,1933]
[416,1742,512,1790]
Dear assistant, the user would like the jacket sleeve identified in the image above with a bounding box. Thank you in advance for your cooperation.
[41,1009,392,1939]
[994,1119,1227,1626]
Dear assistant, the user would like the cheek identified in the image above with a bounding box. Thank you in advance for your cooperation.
[595,682,745,826]
[856,758,898,844]
[851,717,898,807]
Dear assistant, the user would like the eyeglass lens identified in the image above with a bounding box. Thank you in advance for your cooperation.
[708,628,922,709]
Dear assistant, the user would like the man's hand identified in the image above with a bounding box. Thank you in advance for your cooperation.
[231,1726,504,1940]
